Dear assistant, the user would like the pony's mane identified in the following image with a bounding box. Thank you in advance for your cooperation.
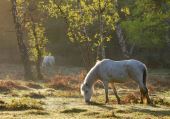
[83,62,99,87]
[96,60,101,64]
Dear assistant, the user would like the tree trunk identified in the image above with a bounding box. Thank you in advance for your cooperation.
[97,0,106,60]
[78,42,94,70]
[35,47,43,80]
[11,0,33,80]
[97,43,105,60]
[30,15,43,80]
[115,23,129,58]
[115,0,130,58]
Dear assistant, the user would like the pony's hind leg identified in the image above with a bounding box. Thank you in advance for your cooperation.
[143,87,151,104]
[139,85,151,104]
[111,83,121,104]
[103,81,109,104]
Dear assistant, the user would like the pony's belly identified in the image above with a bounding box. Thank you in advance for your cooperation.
[109,75,130,83]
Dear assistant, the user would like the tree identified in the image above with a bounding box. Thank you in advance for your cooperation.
[114,0,132,58]
[10,0,34,80]
[11,0,48,80]
[40,0,118,67]
[25,0,48,80]
[121,0,170,49]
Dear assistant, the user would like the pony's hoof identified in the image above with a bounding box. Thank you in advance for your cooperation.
[85,101,91,105]
[105,100,109,104]
[147,100,154,106]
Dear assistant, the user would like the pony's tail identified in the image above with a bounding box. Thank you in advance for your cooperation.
[143,66,147,86]
[142,65,152,104]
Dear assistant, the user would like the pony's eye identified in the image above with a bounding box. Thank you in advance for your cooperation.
[85,83,88,86]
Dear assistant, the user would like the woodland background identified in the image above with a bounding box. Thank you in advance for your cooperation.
[0,0,170,69]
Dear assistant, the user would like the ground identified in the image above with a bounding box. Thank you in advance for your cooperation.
[0,64,170,119]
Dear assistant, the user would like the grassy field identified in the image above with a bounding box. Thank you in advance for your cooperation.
[0,64,170,119]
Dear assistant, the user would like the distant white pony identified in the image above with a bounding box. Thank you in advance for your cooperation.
[42,56,55,69]
[81,59,151,104]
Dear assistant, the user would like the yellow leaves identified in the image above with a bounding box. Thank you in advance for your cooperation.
[26,21,48,61]
[16,0,23,4]
[40,0,59,18]
[80,1,86,7]
[121,7,130,15]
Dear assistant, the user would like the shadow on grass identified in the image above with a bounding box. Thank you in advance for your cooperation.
[131,108,170,117]
[23,92,46,99]
[88,101,114,110]
[60,108,87,113]
[27,110,49,115]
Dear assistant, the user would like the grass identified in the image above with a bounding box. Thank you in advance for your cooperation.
[96,111,117,118]
[23,92,46,99]
[0,64,170,119]
[0,98,44,111]
[151,97,170,106]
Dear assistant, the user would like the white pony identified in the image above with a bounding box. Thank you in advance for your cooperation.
[42,56,55,69]
[81,59,151,104]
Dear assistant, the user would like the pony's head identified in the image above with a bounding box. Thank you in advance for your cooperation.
[80,83,93,103]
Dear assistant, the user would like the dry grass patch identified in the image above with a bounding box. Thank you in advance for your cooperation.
[120,92,170,107]
[47,75,73,90]
[123,93,141,104]
[46,71,85,91]
[0,80,28,92]
[52,90,80,98]
[148,75,170,91]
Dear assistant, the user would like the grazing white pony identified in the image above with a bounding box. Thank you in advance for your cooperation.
[81,59,151,104]
[42,56,55,69]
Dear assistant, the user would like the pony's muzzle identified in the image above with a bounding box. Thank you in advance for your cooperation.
[85,100,90,104]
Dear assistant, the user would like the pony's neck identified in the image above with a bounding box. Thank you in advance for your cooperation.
[84,67,98,88]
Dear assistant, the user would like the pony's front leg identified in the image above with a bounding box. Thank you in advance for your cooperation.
[103,81,109,104]
[140,88,144,104]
